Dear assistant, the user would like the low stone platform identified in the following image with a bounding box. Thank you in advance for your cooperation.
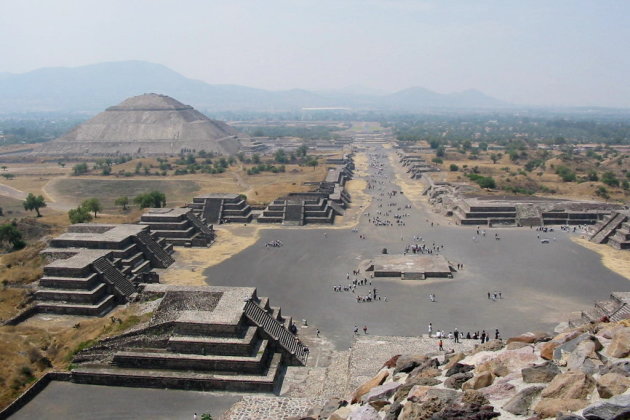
[68,285,308,393]
[140,207,214,247]
[367,254,453,279]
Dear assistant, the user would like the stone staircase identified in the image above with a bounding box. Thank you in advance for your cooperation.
[134,231,175,268]
[92,257,136,297]
[589,212,628,244]
[186,211,214,237]
[569,292,630,327]
[607,220,630,250]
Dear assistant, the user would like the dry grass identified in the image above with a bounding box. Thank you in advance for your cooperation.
[0,304,151,410]
[430,150,629,202]
[572,237,630,280]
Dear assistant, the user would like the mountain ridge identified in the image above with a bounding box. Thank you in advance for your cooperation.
[0,61,509,113]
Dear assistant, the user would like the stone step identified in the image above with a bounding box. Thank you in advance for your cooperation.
[168,327,258,355]
[113,339,271,374]
[71,352,283,393]
[258,297,270,311]
[131,260,151,275]
[35,283,108,304]
[121,252,145,267]
[35,294,116,316]
[39,273,100,290]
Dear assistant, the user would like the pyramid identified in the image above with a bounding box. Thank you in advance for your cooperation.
[37,93,242,156]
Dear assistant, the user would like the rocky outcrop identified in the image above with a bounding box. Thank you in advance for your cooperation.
[605,327,630,358]
[306,320,630,420]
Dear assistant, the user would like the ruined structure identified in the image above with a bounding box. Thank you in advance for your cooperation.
[70,285,307,393]
[33,224,173,316]
[589,210,630,250]
[188,193,253,224]
[36,93,242,156]
[367,255,454,279]
[399,152,439,179]
[139,207,215,247]
[569,291,630,327]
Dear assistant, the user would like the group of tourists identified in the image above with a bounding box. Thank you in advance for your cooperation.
[430,322,502,349]
[265,240,284,248]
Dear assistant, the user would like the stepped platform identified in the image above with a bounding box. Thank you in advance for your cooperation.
[590,211,630,249]
[188,193,253,224]
[367,254,453,280]
[68,285,308,393]
[140,207,214,247]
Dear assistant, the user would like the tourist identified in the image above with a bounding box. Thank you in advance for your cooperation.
[454,328,460,343]
[428,322,432,336]
[438,339,444,351]
[363,325,368,334]
[353,325,359,335]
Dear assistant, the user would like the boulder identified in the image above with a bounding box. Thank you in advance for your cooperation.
[503,385,545,415]
[540,341,560,360]
[361,381,401,403]
[446,363,474,377]
[599,360,630,377]
[395,354,429,373]
[466,345,542,373]
[383,401,402,420]
[583,394,630,420]
[508,331,551,344]
[479,381,517,400]
[399,390,459,419]
[557,416,586,420]
[507,341,531,350]
[521,362,561,383]
[596,372,629,398]
[347,404,380,420]
[406,385,431,402]
[351,369,389,403]
[444,372,473,389]
[470,339,505,355]
[443,352,466,369]
[605,327,630,358]
[460,389,489,406]
[462,371,494,390]
[407,358,440,378]
[330,405,353,420]
[382,354,401,369]
[435,403,500,420]
[553,334,600,361]
[533,398,589,419]
[408,366,441,379]
[318,398,347,419]
[567,337,605,375]
[540,371,595,400]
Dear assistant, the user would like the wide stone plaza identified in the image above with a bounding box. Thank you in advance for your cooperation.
[9,144,629,419]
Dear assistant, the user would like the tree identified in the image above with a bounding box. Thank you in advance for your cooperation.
[72,162,89,175]
[68,206,93,224]
[274,149,288,164]
[23,193,46,217]
[601,172,619,187]
[134,191,166,209]
[115,196,129,211]
[296,144,308,158]
[81,198,102,218]
[490,153,502,164]
[252,154,261,164]
[0,223,25,250]
[436,147,446,158]
[449,164,459,171]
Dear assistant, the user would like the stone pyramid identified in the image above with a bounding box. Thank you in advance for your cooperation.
[37,93,242,156]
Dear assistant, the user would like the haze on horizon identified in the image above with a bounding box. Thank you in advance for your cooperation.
[2,0,629,108]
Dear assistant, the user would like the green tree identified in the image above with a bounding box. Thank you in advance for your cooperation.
[274,149,288,164]
[252,154,261,164]
[115,196,129,211]
[23,193,46,217]
[436,147,446,158]
[296,144,308,158]
[490,153,502,164]
[81,198,102,218]
[449,164,459,171]
[68,206,93,224]
[601,172,619,187]
[307,157,319,170]
[134,191,166,209]
[72,162,89,175]
[0,222,25,250]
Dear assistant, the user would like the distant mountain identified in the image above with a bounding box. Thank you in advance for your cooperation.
[0,61,509,113]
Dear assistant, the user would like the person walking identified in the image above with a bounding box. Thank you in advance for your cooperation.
[428,322,433,337]
[354,325,359,335]
[454,328,460,343]
[363,325,368,334]
[438,339,444,351]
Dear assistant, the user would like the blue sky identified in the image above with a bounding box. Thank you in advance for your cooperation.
[2,0,629,107]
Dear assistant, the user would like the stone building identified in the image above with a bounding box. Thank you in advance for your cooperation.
[139,207,215,247]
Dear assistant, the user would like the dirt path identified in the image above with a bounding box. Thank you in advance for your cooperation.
[0,181,72,212]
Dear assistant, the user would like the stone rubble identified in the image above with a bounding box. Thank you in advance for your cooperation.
[299,321,630,420]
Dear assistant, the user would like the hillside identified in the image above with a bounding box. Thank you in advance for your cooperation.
[0,61,509,113]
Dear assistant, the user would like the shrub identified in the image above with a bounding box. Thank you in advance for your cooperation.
[449,164,459,172]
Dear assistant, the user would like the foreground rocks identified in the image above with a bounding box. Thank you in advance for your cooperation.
[305,320,630,419]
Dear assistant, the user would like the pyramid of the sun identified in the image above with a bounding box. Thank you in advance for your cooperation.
[37,93,242,156]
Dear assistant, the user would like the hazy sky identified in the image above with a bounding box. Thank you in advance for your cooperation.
[2,0,630,107]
